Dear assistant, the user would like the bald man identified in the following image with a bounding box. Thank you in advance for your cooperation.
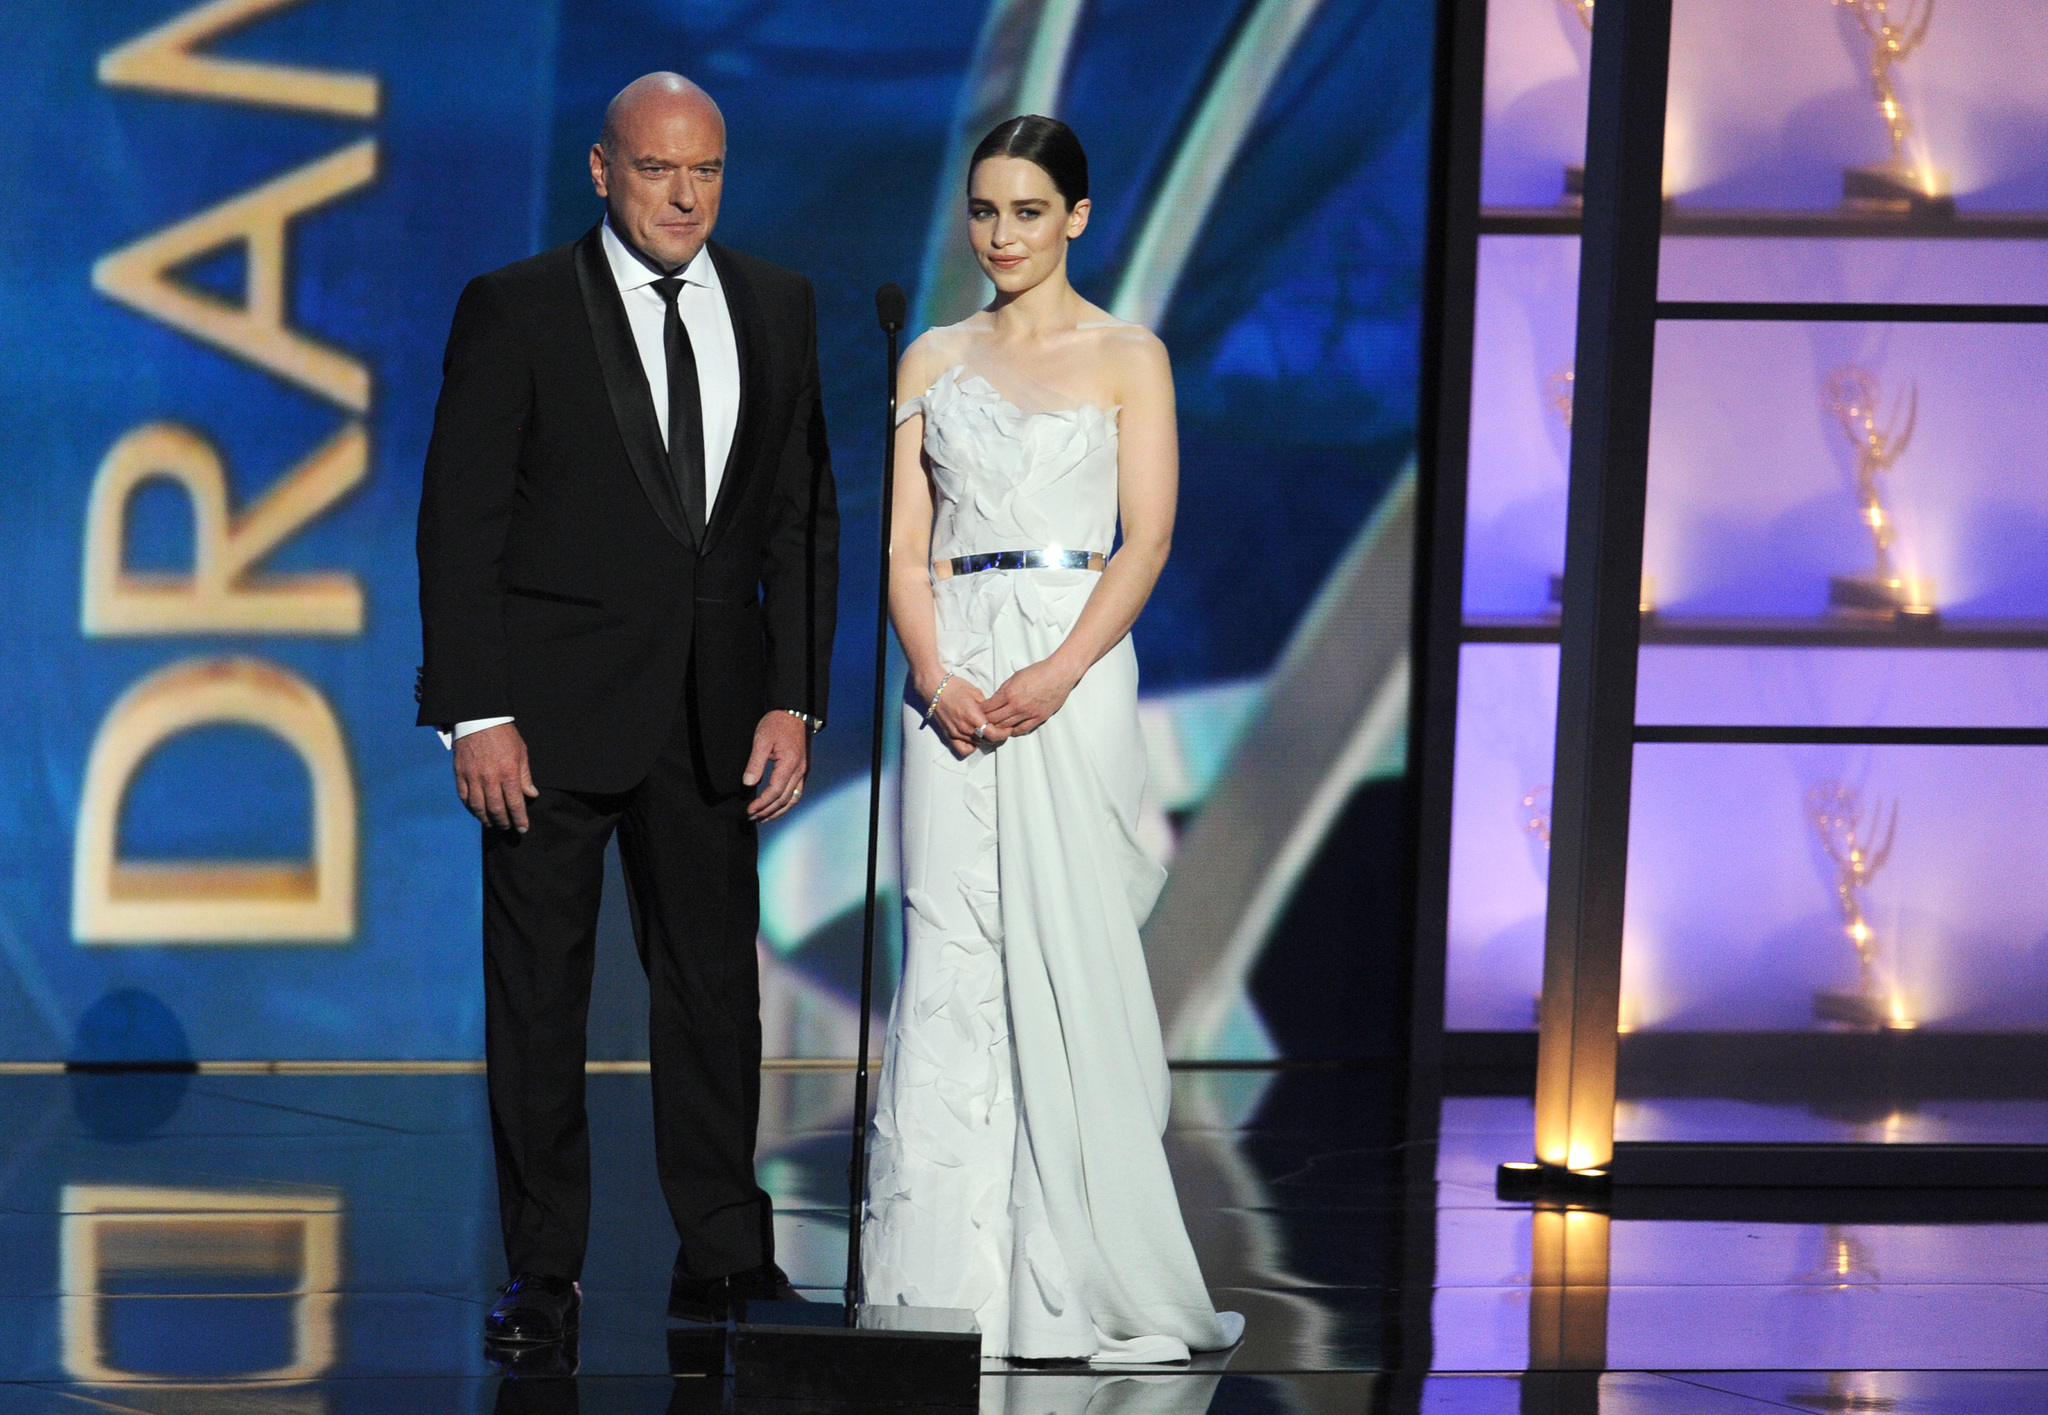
[416,74,838,1344]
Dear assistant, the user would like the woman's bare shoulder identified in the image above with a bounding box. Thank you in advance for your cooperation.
[898,328,951,392]
[902,320,993,380]
[1070,312,1170,404]
[1073,307,1166,358]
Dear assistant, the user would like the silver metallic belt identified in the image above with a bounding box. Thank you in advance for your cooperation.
[931,548,1108,580]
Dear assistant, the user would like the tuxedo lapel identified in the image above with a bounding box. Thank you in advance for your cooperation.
[702,242,768,555]
[573,226,694,549]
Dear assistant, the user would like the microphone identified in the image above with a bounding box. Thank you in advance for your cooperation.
[875,282,907,334]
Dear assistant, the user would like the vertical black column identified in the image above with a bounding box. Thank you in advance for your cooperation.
[1404,0,1491,1377]
[1408,0,1490,1143]
[1532,0,1673,1175]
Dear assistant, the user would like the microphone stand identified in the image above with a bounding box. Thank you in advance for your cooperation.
[845,282,906,1320]
[723,285,976,1407]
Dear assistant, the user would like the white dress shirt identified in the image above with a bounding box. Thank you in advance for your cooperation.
[599,215,741,501]
[447,219,742,746]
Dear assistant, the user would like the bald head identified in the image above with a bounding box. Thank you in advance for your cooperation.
[591,73,727,271]
[601,72,724,158]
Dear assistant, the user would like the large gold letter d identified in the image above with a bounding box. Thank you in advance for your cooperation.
[73,658,356,944]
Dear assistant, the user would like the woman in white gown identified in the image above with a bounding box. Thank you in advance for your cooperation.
[861,115,1244,1366]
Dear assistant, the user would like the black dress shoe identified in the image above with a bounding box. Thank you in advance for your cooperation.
[667,1261,802,1323]
[486,1273,580,1345]
[487,1329,580,1379]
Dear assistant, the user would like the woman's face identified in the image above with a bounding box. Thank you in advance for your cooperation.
[968,156,1089,296]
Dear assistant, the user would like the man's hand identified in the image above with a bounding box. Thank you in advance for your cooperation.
[744,712,811,823]
[453,722,539,832]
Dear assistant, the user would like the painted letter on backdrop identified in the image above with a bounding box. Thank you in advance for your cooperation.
[73,658,357,943]
[99,0,380,117]
[82,422,366,636]
[93,140,378,412]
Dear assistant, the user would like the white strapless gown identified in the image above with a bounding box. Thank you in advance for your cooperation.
[861,352,1245,1364]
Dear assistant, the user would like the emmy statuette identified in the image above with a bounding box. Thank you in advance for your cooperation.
[1807,781,1906,1030]
[1522,783,1551,1026]
[1541,364,1655,615]
[1833,0,1954,218]
[1545,364,1577,434]
[1521,783,1554,848]
[1544,366,1574,611]
[1559,0,1593,207]
[1822,366,1935,623]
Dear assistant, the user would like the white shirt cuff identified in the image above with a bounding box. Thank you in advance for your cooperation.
[439,716,514,750]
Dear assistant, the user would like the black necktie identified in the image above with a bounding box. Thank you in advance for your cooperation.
[651,276,707,542]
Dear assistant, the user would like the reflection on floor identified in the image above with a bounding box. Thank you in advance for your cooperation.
[0,1074,2043,1411]
[1437,1095,2048,1404]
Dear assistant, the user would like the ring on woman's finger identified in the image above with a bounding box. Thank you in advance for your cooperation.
[973,723,987,741]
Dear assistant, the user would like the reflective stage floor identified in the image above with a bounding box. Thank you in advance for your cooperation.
[2,1068,2046,1412]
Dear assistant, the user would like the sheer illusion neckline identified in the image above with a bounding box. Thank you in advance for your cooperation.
[920,364,1121,425]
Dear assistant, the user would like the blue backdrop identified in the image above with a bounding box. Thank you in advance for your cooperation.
[0,0,1434,1061]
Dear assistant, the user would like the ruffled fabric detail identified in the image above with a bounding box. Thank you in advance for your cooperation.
[862,724,1011,1328]
[904,367,1121,564]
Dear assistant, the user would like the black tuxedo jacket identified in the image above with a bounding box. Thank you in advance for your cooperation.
[416,226,838,795]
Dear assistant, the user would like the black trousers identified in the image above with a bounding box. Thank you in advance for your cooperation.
[481,695,772,1282]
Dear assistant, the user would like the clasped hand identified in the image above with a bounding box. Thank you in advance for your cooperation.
[924,658,1080,758]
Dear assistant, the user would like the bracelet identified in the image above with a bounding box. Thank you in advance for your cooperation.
[922,670,956,725]
[781,708,822,733]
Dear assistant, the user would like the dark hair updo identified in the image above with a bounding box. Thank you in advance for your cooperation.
[969,115,1089,209]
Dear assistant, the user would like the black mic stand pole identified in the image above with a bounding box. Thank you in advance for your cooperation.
[722,284,977,1410]
[846,280,905,1317]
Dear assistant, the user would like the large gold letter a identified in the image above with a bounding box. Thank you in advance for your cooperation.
[93,141,377,412]
[99,0,380,117]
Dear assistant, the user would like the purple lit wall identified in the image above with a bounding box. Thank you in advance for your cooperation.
[1464,237,1576,618]
[1442,0,2048,1047]
[1645,322,2048,619]
[1481,0,2048,211]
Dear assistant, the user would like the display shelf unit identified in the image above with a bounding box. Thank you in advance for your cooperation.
[1604,1185,2048,1224]
[1616,1030,2048,1099]
[1540,0,2048,1195]
[1406,0,2048,1198]
[1664,299,2048,321]
[1443,1029,2048,1103]
[1609,1143,2048,1189]
[1407,0,1493,1138]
